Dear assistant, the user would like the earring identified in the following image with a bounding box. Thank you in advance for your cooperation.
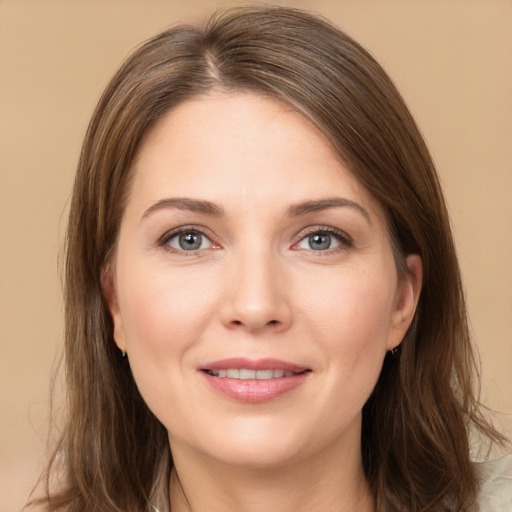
[120,348,127,358]
[389,345,402,362]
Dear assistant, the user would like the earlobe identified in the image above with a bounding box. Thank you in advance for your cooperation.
[387,254,423,351]
[100,265,127,352]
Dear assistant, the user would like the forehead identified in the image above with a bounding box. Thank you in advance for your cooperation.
[127,92,383,220]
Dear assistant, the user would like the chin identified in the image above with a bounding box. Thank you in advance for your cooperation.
[208,438,308,470]
[176,411,360,471]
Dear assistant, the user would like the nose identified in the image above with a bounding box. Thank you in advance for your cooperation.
[219,250,293,334]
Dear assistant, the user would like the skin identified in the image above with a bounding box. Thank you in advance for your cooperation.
[104,92,422,512]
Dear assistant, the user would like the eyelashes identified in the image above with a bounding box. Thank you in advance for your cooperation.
[158,225,218,255]
[158,225,353,255]
[293,227,352,253]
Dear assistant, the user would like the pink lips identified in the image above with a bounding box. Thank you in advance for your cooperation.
[200,358,311,403]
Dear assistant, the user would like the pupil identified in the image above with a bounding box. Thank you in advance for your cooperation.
[179,232,202,250]
[309,233,331,250]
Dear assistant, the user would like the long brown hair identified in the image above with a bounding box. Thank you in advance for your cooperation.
[30,6,504,511]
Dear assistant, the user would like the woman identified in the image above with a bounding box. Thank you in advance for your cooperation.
[28,6,510,512]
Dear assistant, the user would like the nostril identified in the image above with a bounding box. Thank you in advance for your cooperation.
[229,319,280,328]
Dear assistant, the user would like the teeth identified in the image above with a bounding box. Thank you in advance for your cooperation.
[255,369,273,380]
[239,369,256,379]
[208,369,297,380]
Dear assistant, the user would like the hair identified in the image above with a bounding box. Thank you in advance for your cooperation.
[29,5,505,512]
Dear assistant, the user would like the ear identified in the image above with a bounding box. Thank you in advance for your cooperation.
[386,254,423,351]
[101,265,127,353]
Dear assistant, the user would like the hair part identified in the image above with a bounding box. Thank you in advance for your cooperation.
[29,6,505,512]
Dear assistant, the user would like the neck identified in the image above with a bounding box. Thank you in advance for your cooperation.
[168,421,374,512]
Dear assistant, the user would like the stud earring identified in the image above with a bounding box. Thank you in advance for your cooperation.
[390,345,401,360]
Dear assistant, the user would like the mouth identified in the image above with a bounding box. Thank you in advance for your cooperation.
[200,358,311,403]
[204,368,302,380]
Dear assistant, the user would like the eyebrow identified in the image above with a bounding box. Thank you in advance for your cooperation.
[141,197,225,221]
[141,196,370,224]
[286,197,371,224]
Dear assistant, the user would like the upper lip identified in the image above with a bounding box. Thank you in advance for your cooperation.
[201,358,309,373]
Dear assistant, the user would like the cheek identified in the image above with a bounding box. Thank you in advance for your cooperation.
[300,267,395,345]
[115,263,220,417]
[297,267,395,393]
[119,264,216,354]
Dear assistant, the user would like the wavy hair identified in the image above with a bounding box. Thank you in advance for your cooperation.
[29,6,504,511]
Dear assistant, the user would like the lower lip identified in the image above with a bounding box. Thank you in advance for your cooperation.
[201,372,310,403]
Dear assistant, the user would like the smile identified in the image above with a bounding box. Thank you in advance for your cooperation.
[201,358,311,403]
[205,369,297,380]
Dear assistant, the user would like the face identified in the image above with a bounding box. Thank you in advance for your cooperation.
[105,92,421,470]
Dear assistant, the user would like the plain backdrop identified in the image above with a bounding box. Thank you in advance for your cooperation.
[1,1,511,510]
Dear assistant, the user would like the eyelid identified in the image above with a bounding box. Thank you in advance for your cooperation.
[158,225,220,253]
[292,225,353,251]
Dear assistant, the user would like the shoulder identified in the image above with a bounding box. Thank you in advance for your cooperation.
[474,453,512,511]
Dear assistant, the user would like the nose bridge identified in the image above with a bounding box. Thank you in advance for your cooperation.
[221,241,291,332]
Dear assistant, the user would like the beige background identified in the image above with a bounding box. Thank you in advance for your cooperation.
[1,1,511,510]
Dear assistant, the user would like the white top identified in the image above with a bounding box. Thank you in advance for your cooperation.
[474,453,512,511]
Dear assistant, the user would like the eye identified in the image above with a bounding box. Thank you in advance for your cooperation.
[164,230,214,252]
[297,232,339,251]
[295,229,351,252]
